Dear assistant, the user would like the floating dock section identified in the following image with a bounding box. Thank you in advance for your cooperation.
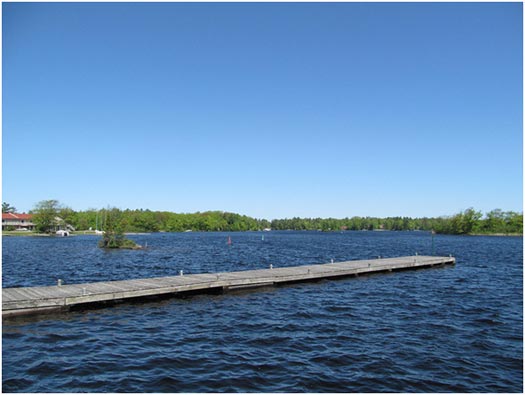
[3,255,455,317]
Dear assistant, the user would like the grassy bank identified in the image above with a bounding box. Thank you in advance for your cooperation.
[469,232,523,237]
[2,231,102,237]
[2,231,51,237]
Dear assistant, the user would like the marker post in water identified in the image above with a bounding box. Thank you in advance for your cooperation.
[431,229,436,256]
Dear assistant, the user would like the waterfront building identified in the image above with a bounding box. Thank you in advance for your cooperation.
[2,213,35,231]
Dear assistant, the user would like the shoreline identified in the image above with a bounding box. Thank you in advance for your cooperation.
[2,230,522,237]
[468,232,523,237]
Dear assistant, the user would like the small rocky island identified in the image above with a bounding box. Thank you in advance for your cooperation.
[98,233,143,249]
[97,208,143,250]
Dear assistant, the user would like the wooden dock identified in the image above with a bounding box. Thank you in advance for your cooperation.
[3,255,455,317]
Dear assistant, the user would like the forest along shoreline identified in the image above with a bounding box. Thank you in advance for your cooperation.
[3,200,523,237]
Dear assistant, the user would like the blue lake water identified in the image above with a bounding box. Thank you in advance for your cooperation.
[2,231,523,392]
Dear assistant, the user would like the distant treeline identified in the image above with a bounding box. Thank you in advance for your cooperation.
[55,206,522,235]
[8,200,521,235]
[250,208,522,235]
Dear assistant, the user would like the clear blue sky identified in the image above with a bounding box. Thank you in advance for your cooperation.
[3,2,523,219]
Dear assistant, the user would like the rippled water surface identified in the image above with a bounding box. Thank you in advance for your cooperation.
[2,231,523,392]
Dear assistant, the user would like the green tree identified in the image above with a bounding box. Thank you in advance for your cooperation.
[462,208,482,234]
[98,208,140,249]
[31,199,62,233]
[446,208,482,234]
[166,214,184,232]
[74,209,98,230]
[483,209,506,233]
[2,202,16,213]
[59,206,77,230]
[505,211,523,234]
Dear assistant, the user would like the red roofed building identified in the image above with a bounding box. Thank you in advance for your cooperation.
[2,213,35,231]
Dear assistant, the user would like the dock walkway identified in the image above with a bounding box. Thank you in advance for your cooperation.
[3,255,455,317]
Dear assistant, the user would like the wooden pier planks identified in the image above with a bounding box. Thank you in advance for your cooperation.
[2,255,455,317]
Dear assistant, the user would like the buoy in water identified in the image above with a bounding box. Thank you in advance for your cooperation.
[227,236,232,246]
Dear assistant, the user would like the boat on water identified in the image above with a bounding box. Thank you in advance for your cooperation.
[56,230,70,237]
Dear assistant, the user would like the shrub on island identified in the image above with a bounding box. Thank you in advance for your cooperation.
[97,207,142,250]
